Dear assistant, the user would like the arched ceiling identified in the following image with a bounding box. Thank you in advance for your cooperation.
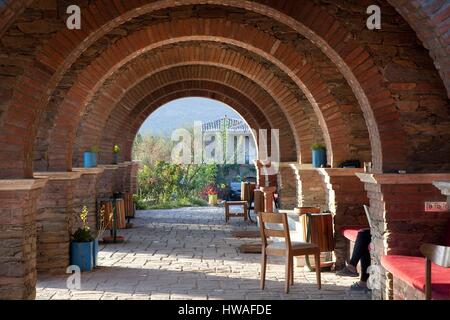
[0,0,448,178]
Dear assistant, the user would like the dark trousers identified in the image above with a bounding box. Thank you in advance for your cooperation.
[349,229,371,282]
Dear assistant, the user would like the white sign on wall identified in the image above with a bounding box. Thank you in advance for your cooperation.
[425,202,449,212]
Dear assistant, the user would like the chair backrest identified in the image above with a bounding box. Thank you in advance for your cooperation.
[258,212,291,248]
[295,207,321,215]
[420,243,450,300]
[363,205,373,229]
[420,243,450,268]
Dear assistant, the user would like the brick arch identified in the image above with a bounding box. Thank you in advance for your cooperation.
[0,0,381,178]
[388,0,450,98]
[104,85,270,165]
[93,77,300,165]
[42,20,370,174]
[124,90,269,165]
[5,0,448,177]
[88,77,278,165]
[0,0,32,37]
[69,54,325,169]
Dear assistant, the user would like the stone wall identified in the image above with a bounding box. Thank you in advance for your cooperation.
[35,172,81,275]
[0,179,47,300]
[277,163,298,209]
[73,168,104,234]
[318,169,369,269]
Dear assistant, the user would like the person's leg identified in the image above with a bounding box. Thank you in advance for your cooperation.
[336,229,371,277]
[349,229,371,268]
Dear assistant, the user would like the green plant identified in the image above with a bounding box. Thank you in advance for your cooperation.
[311,143,326,150]
[113,144,120,153]
[72,206,93,242]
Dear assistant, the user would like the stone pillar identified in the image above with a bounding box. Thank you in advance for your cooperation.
[357,173,450,300]
[277,162,298,209]
[433,181,450,207]
[130,161,141,194]
[261,186,277,212]
[0,179,47,300]
[253,160,277,188]
[73,167,104,233]
[291,164,327,210]
[123,162,132,193]
[116,163,128,193]
[97,165,119,199]
[318,169,369,270]
[34,172,82,275]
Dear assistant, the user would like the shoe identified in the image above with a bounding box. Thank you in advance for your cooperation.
[350,282,371,292]
[336,266,359,277]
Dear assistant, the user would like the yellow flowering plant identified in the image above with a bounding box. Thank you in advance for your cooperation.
[72,206,94,242]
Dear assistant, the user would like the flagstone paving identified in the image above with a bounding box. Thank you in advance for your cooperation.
[36,207,371,300]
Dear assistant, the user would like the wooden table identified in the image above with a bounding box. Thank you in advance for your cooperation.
[224,200,248,223]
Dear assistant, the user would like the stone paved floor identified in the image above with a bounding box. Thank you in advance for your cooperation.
[36,207,371,300]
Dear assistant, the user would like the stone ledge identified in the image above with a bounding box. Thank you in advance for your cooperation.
[98,164,119,170]
[318,168,364,176]
[356,173,450,185]
[433,181,450,196]
[72,167,105,175]
[34,171,82,181]
[0,179,48,191]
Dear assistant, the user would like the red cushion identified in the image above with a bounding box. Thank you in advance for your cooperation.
[381,255,450,300]
[340,225,369,242]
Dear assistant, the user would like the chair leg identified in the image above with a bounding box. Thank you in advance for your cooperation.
[315,251,321,290]
[260,252,267,290]
[285,255,291,294]
[290,257,294,285]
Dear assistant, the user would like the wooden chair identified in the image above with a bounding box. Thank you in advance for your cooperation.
[258,212,321,293]
[420,243,450,300]
[224,201,248,223]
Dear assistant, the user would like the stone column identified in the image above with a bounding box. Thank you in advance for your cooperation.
[290,164,327,210]
[34,172,82,275]
[318,169,369,270]
[277,162,299,209]
[97,165,119,199]
[356,173,450,300]
[253,160,277,188]
[261,186,277,212]
[433,181,450,207]
[73,167,104,233]
[0,179,47,300]
[130,161,141,194]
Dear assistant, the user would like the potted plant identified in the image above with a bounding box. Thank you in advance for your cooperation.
[71,206,94,272]
[113,144,120,164]
[311,143,327,168]
[207,185,218,205]
[83,146,99,168]
[92,204,112,268]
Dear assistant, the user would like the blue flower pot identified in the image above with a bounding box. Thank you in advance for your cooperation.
[312,148,327,168]
[92,238,99,268]
[70,241,93,272]
[113,153,119,165]
[83,152,97,168]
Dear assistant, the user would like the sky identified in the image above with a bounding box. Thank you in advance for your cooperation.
[138,97,244,137]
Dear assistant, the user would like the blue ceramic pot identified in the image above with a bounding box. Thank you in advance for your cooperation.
[70,241,93,272]
[312,148,326,168]
[92,238,99,268]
